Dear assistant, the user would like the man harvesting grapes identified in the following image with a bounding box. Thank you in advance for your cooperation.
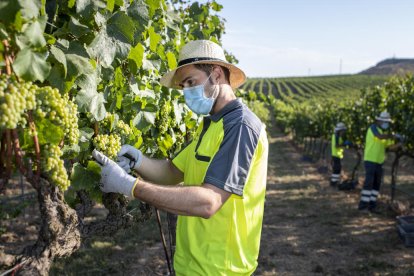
[93,40,269,275]
[330,122,352,186]
[358,111,401,213]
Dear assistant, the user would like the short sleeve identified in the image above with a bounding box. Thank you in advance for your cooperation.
[204,122,260,196]
[172,143,191,173]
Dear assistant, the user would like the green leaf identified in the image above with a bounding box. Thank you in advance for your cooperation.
[18,0,41,19]
[146,0,161,18]
[0,0,20,23]
[13,48,51,82]
[128,43,144,69]
[50,45,67,76]
[70,162,101,190]
[166,51,177,70]
[107,11,136,44]
[16,16,47,49]
[68,17,90,38]
[47,65,66,91]
[106,0,115,11]
[62,144,81,159]
[148,26,161,52]
[127,0,149,23]
[76,89,107,121]
[66,53,94,78]
[114,67,125,88]
[87,31,117,68]
[158,134,174,156]
[76,0,106,20]
[68,0,76,8]
[35,118,64,145]
[133,111,155,130]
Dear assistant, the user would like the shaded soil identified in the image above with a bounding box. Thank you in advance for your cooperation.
[1,124,414,275]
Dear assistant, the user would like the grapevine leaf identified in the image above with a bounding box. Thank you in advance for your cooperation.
[166,51,177,70]
[87,30,117,68]
[68,17,90,38]
[133,111,155,130]
[16,16,47,49]
[62,144,81,159]
[146,0,161,18]
[106,0,115,12]
[0,23,8,40]
[35,118,64,145]
[76,0,105,20]
[76,89,107,121]
[0,0,20,23]
[50,45,67,76]
[66,53,94,78]
[18,0,41,19]
[107,11,136,44]
[128,43,144,70]
[76,73,98,92]
[79,127,94,151]
[47,65,66,92]
[127,0,149,23]
[70,162,101,190]
[68,0,75,8]
[158,134,174,156]
[148,26,161,52]
[13,48,51,82]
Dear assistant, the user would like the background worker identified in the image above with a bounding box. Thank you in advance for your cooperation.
[358,111,402,212]
[330,122,352,186]
[93,40,269,275]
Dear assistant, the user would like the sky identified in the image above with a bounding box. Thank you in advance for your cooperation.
[209,0,414,78]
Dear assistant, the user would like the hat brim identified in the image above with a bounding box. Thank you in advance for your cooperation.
[375,117,392,122]
[160,60,246,89]
[334,127,347,131]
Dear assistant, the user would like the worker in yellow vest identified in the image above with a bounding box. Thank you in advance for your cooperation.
[330,122,352,186]
[358,111,401,212]
[93,40,269,275]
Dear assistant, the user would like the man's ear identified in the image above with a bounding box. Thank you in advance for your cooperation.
[211,65,223,84]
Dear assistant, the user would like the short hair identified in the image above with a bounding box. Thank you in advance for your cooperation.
[194,64,230,84]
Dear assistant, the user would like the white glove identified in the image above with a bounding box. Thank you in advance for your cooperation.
[117,145,143,173]
[92,149,138,198]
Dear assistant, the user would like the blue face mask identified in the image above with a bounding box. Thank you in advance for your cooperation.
[183,74,219,115]
[380,122,390,130]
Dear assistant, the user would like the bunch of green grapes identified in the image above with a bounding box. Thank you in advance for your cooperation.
[34,86,79,145]
[42,144,70,191]
[0,75,36,129]
[157,101,172,134]
[93,134,121,159]
[115,119,132,138]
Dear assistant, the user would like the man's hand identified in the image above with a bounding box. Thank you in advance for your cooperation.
[92,149,137,197]
[117,145,143,173]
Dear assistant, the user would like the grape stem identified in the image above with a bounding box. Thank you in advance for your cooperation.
[28,111,41,186]
[2,40,12,75]
[93,121,99,136]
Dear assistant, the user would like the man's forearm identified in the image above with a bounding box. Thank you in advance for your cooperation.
[136,157,183,185]
[133,180,225,218]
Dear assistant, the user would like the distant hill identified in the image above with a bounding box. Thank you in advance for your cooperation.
[359,58,414,75]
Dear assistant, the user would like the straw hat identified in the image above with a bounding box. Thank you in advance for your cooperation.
[160,40,246,89]
[334,122,347,132]
[375,111,392,122]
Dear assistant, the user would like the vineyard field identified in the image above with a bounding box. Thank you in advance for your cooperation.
[242,74,388,102]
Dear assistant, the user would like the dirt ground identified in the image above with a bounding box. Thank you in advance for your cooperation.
[1,124,414,275]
